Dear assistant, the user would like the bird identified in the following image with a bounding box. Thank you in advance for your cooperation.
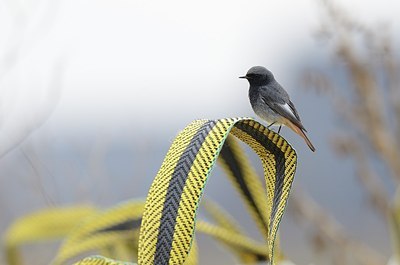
[240,66,316,152]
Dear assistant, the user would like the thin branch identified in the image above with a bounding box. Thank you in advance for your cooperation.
[20,146,55,206]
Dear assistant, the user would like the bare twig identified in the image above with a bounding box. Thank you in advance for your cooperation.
[20,146,55,206]
[0,0,63,158]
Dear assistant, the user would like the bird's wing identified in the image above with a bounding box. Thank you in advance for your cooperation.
[261,96,306,131]
[288,100,301,121]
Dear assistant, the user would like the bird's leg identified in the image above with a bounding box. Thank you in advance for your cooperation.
[278,126,282,134]
[267,122,276,129]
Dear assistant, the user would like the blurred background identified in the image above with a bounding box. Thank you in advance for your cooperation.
[1,0,400,264]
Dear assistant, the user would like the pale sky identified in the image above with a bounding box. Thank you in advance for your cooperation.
[1,0,400,154]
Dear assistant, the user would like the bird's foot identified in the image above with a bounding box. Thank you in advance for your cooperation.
[267,122,276,129]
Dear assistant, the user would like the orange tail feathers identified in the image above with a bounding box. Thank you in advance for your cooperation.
[286,122,316,152]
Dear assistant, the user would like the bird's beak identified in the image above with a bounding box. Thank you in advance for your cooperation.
[239,76,247,79]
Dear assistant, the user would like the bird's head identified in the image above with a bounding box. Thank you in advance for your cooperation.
[239,66,274,86]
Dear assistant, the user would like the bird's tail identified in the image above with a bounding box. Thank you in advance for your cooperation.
[287,122,316,152]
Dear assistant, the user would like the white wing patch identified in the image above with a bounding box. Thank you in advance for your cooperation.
[280,103,298,121]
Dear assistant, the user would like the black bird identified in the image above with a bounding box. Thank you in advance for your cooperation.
[240,66,315,152]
